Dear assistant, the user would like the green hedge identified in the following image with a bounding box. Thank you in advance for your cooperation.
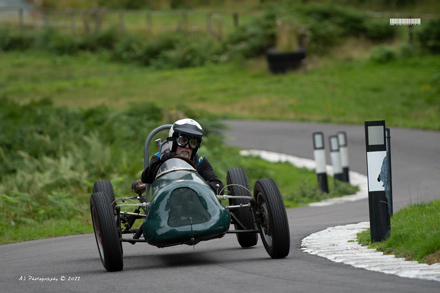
[0,3,401,68]
[418,19,440,54]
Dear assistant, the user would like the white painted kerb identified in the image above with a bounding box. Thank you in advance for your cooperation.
[239,149,368,207]
[301,222,440,282]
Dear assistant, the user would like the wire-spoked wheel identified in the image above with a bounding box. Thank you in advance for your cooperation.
[227,168,258,248]
[254,178,290,258]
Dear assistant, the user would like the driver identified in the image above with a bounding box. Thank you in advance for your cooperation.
[132,118,224,195]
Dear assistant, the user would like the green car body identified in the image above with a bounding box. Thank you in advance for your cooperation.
[142,158,231,247]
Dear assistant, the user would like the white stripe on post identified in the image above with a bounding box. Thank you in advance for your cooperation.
[337,131,350,182]
[329,135,343,185]
[313,132,329,193]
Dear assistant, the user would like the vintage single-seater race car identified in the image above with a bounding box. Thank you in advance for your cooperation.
[90,124,291,271]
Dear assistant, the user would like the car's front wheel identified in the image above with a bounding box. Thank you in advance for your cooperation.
[254,178,290,258]
[93,180,123,254]
[93,180,116,208]
[90,192,123,272]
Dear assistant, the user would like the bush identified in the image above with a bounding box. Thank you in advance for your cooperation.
[306,21,344,55]
[370,45,396,63]
[111,34,147,63]
[230,1,396,56]
[151,34,224,69]
[398,42,416,58]
[98,0,145,9]
[0,28,35,51]
[0,98,164,231]
[0,27,227,69]
[45,30,80,55]
[418,19,440,54]
[370,0,416,6]
[298,3,367,36]
[32,27,122,55]
[139,34,182,66]
[223,7,275,59]
[77,27,121,52]
[365,18,397,42]
[113,32,224,68]
[296,3,367,54]
[112,33,185,66]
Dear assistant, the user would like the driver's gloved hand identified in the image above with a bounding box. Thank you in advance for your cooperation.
[160,152,175,162]
[131,179,146,194]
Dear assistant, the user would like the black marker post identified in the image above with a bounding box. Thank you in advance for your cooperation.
[365,121,391,243]
[313,132,329,193]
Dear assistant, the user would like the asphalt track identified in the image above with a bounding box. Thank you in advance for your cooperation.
[1,120,439,292]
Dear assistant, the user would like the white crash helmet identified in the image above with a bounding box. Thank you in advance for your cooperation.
[168,118,204,160]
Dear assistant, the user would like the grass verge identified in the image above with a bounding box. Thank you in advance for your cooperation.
[0,219,93,245]
[1,51,439,130]
[357,199,440,265]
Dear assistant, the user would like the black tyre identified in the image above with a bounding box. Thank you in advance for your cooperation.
[93,180,123,254]
[90,192,123,272]
[227,168,258,248]
[93,180,116,208]
[254,178,290,258]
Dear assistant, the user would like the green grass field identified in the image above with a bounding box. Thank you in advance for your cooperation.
[2,50,439,130]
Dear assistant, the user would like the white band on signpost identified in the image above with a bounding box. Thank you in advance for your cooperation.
[340,147,349,168]
[313,132,329,193]
[367,151,387,192]
[329,135,343,184]
[314,149,326,174]
[337,131,350,182]
[330,151,342,174]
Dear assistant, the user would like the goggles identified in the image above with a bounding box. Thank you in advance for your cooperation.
[176,136,199,149]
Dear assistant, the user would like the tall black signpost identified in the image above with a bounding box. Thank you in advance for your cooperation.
[365,121,392,243]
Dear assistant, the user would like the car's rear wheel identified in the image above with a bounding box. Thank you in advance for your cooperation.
[90,192,123,272]
[227,168,258,248]
[254,178,290,258]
